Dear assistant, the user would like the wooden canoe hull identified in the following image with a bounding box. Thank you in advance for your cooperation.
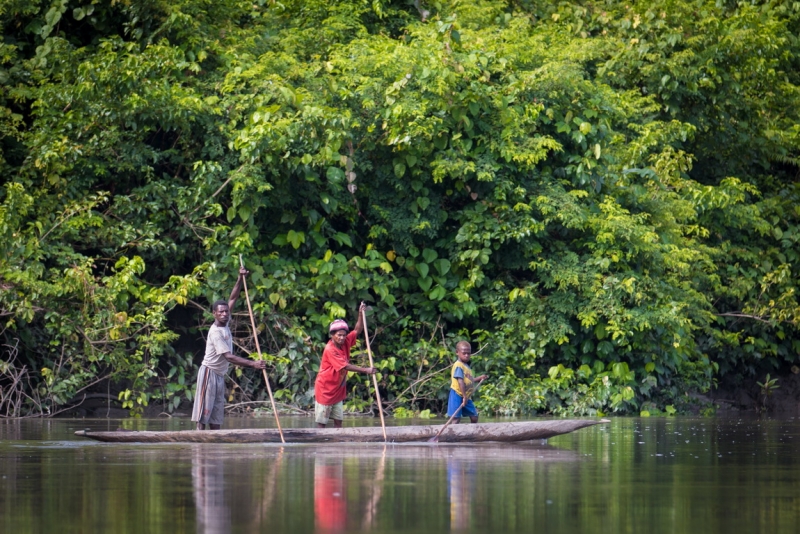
[75,419,609,444]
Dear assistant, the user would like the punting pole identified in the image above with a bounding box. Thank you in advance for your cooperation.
[239,255,285,443]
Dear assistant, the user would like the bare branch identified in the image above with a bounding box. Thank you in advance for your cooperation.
[716,312,775,325]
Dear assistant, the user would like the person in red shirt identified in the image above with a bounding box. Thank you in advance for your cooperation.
[315,302,377,428]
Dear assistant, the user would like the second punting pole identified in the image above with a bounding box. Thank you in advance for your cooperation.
[239,255,285,444]
[361,303,387,442]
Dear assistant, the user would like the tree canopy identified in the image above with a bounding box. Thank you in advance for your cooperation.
[1,0,799,417]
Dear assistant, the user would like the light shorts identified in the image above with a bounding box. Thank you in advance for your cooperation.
[315,401,344,425]
[446,389,479,418]
[191,365,226,425]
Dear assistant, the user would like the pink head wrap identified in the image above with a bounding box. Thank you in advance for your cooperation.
[329,319,349,333]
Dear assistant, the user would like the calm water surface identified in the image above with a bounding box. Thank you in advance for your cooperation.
[1,416,799,533]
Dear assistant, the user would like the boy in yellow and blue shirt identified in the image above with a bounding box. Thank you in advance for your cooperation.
[446,341,488,423]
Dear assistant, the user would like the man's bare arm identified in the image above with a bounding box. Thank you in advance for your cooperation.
[223,352,267,370]
[227,267,249,310]
[344,363,376,374]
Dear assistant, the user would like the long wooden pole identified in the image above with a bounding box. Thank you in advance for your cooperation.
[239,255,285,443]
[361,303,387,442]
[428,382,481,443]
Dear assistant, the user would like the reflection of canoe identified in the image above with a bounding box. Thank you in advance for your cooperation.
[75,419,608,444]
[299,442,583,463]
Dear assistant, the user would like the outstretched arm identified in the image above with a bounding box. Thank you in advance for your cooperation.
[227,267,249,310]
[344,363,376,375]
[459,377,485,399]
[224,352,267,370]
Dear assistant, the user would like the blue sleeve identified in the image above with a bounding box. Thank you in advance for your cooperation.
[453,366,464,379]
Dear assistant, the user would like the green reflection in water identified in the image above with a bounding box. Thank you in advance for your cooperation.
[1,417,799,533]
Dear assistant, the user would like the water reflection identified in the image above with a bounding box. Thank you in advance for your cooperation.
[360,447,385,531]
[250,446,284,531]
[191,445,285,534]
[3,418,800,534]
[305,443,574,533]
[314,456,347,532]
[447,457,474,532]
[313,447,387,533]
[192,446,230,534]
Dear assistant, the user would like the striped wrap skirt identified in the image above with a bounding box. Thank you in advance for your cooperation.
[191,365,226,425]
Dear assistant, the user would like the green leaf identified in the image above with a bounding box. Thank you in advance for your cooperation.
[326,167,345,183]
[422,249,438,263]
[333,232,352,247]
[430,285,446,300]
[418,276,433,292]
[595,324,607,340]
[286,230,305,249]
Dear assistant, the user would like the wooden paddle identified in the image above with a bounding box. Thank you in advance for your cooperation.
[239,255,285,444]
[361,302,387,442]
[428,381,482,443]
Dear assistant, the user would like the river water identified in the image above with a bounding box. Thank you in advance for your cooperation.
[1,416,798,533]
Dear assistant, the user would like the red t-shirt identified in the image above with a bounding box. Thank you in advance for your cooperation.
[315,330,358,405]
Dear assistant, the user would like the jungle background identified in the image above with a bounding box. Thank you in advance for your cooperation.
[1,0,799,418]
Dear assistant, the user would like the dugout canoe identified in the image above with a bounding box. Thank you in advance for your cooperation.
[75,419,609,444]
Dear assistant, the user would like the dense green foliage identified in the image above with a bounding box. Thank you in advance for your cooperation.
[1,0,798,417]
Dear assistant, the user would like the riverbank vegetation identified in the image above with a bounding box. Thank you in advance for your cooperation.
[1,0,798,417]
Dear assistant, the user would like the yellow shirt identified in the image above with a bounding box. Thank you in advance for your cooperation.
[450,360,474,396]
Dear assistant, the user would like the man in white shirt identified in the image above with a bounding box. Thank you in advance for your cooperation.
[191,267,267,430]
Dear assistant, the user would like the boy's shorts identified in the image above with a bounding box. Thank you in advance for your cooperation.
[446,389,479,418]
[315,401,344,425]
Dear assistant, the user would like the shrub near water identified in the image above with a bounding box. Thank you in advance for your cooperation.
[1,1,799,417]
